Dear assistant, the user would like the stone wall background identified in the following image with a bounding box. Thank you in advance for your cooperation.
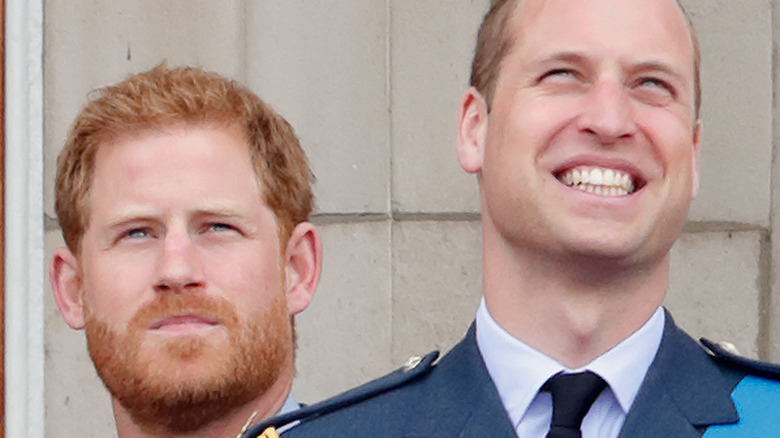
[42,1,779,436]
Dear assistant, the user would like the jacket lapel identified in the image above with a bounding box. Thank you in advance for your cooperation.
[436,325,518,438]
[619,311,740,438]
[456,397,518,438]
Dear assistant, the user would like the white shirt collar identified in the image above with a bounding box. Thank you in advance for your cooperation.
[272,393,302,434]
[586,308,664,412]
[278,393,300,416]
[475,298,664,427]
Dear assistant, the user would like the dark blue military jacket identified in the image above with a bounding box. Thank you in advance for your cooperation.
[247,312,780,437]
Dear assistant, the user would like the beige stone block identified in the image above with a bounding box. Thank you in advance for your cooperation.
[44,0,244,218]
[391,220,482,363]
[293,221,393,402]
[246,1,389,215]
[681,0,772,225]
[391,1,485,214]
[665,231,762,358]
[45,231,117,438]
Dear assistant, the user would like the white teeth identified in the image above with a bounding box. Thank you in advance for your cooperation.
[603,169,614,186]
[557,166,636,197]
[572,169,582,185]
[590,168,603,185]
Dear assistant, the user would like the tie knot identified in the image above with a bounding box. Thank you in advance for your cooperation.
[543,371,607,437]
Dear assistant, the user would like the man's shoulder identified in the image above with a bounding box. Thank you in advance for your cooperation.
[245,351,442,437]
[246,324,513,437]
[700,338,780,382]
[698,338,780,437]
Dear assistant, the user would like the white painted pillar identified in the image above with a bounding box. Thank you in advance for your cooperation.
[4,0,46,436]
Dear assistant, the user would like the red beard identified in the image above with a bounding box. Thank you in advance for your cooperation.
[84,292,292,434]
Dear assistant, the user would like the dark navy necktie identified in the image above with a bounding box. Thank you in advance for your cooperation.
[543,371,607,438]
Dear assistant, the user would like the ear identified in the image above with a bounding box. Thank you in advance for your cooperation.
[691,121,702,199]
[283,222,322,316]
[457,87,490,174]
[50,247,86,329]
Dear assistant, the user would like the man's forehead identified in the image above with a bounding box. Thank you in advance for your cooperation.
[510,0,690,19]
[93,124,252,176]
[508,0,694,54]
[87,125,266,216]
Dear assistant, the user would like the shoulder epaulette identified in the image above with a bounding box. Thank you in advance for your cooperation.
[701,338,780,380]
[243,351,440,438]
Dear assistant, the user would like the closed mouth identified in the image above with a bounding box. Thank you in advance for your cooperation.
[149,314,220,330]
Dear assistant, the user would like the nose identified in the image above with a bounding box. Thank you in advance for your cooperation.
[154,230,204,293]
[578,79,636,145]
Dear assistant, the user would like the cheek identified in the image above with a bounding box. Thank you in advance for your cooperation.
[204,248,285,309]
[654,135,696,185]
[490,100,574,168]
[637,110,697,167]
[81,253,157,324]
[81,275,142,328]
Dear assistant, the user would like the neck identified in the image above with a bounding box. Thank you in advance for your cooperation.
[481,227,668,369]
[113,359,295,438]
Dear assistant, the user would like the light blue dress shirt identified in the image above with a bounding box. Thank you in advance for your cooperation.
[475,300,665,438]
[278,393,300,416]
[275,393,302,433]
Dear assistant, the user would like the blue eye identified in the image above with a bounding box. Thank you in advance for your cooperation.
[638,77,673,93]
[632,76,677,106]
[542,68,577,80]
[126,228,150,239]
[208,223,234,232]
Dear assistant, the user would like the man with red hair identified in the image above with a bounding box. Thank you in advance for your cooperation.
[50,65,322,438]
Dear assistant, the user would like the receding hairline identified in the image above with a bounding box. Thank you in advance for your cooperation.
[503,0,695,39]
[484,0,701,118]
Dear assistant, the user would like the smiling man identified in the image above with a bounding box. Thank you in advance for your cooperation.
[49,65,321,438]
[248,0,780,437]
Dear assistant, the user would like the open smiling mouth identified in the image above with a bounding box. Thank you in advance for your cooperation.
[555,166,644,197]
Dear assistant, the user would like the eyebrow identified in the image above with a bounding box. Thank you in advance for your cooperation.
[103,208,160,230]
[190,209,249,223]
[528,51,588,68]
[630,61,688,85]
[103,205,247,229]
[531,52,688,83]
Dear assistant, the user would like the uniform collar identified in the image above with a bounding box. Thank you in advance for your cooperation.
[475,299,664,427]
[619,311,740,437]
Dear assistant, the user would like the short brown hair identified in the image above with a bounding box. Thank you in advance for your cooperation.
[470,0,701,119]
[55,64,314,253]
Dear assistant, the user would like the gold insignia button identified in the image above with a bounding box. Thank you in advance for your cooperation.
[403,355,423,372]
[257,426,280,438]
